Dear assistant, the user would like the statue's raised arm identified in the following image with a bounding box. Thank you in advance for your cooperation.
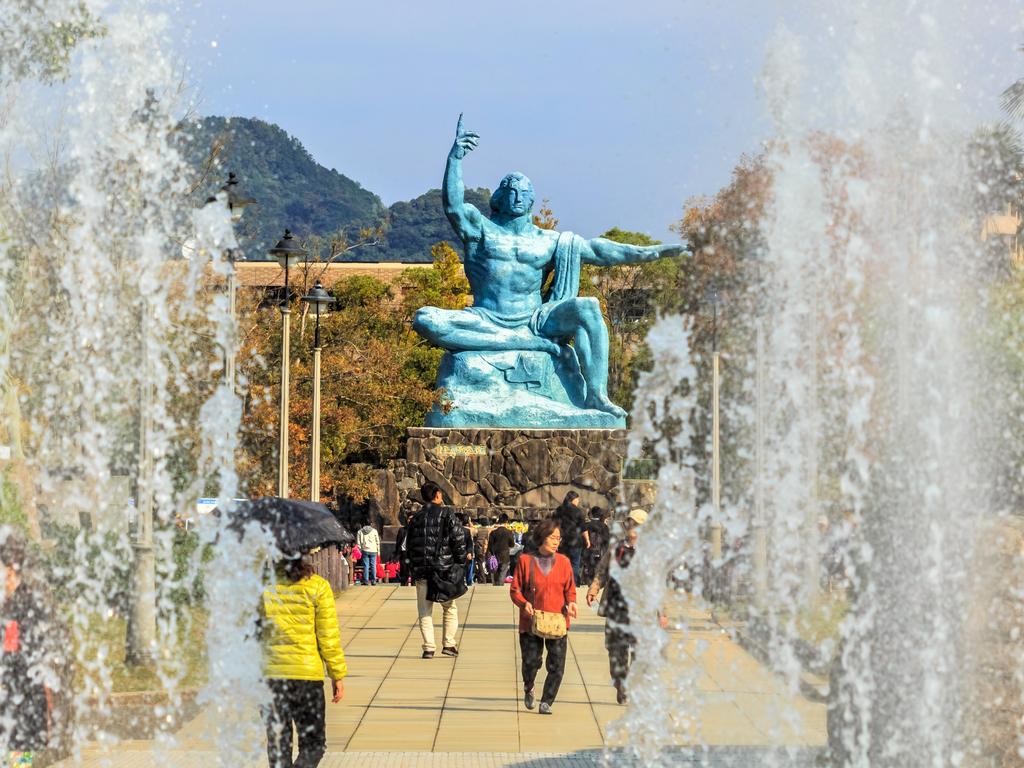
[582,237,690,267]
[443,114,485,244]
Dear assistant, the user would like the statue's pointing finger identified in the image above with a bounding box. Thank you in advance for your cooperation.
[457,114,479,140]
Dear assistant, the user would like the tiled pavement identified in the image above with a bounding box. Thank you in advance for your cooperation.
[56,585,825,767]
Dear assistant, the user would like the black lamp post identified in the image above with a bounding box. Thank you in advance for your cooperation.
[301,281,336,502]
[206,173,257,394]
[705,287,724,577]
[268,230,307,497]
[221,172,256,223]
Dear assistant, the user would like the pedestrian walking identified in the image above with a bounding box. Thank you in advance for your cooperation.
[460,514,476,586]
[509,519,577,715]
[0,530,61,768]
[394,511,413,586]
[487,514,515,586]
[581,506,610,586]
[586,508,663,705]
[406,482,470,658]
[260,550,347,768]
[356,523,381,585]
[473,517,493,581]
[551,491,588,586]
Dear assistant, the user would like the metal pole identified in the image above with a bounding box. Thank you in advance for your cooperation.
[705,296,723,602]
[278,266,291,498]
[309,314,322,503]
[805,280,821,597]
[226,255,238,395]
[753,317,768,606]
[711,348,722,561]
[127,303,156,665]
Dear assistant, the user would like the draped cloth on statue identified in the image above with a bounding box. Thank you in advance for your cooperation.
[462,231,584,339]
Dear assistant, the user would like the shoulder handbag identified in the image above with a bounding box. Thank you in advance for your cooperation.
[527,555,568,640]
[426,563,466,603]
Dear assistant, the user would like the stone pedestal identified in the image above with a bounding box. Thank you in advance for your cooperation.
[378,427,629,521]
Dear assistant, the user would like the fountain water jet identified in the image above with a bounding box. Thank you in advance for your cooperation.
[0,1,271,763]
[616,4,1024,767]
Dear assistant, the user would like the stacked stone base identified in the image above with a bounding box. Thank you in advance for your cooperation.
[376,427,629,522]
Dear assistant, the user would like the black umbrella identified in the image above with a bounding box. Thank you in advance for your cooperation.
[221,496,353,556]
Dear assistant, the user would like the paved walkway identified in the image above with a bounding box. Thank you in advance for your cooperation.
[57,585,825,766]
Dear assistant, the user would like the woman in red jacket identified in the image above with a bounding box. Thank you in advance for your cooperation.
[510,518,577,715]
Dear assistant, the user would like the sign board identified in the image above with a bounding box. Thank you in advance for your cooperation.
[432,444,488,459]
[0,445,10,461]
[196,498,247,515]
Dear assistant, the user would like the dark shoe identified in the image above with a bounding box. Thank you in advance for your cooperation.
[615,681,628,705]
[422,650,434,659]
[441,646,459,657]
[523,689,535,710]
[538,701,553,715]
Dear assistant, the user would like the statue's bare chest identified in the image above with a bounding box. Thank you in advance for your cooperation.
[475,229,554,270]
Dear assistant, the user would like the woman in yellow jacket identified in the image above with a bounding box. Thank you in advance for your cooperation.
[261,555,347,768]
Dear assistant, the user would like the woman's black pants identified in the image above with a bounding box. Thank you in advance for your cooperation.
[519,632,568,705]
[262,679,326,768]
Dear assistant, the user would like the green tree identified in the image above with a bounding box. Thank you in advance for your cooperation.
[580,228,684,412]
[400,241,470,319]
[1001,45,1024,127]
[0,1,102,85]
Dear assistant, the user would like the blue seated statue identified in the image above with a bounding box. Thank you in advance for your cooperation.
[413,116,688,429]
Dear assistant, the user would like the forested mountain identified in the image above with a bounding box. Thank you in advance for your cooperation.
[181,116,386,259]
[181,116,490,262]
[355,187,493,262]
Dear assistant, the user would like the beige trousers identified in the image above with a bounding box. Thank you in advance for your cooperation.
[415,580,458,651]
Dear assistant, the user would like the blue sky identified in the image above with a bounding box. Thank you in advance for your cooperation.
[171,1,1022,243]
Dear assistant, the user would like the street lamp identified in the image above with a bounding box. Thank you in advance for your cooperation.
[301,281,335,502]
[206,173,257,395]
[221,172,256,222]
[127,307,156,665]
[126,91,160,666]
[705,287,724,589]
[750,258,769,609]
[268,230,307,498]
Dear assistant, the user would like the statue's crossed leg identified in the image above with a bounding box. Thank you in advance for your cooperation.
[413,306,560,355]
[537,297,626,418]
[413,299,627,418]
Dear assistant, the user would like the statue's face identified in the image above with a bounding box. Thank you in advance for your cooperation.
[491,173,534,217]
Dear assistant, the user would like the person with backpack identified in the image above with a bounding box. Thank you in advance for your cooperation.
[260,550,347,768]
[487,514,515,586]
[473,518,493,581]
[405,482,469,658]
[509,518,577,715]
[551,491,588,586]
[581,506,610,586]
[356,523,381,586]
[586,508,664,705]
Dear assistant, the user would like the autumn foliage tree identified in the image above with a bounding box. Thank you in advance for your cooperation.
[236,242,469,503]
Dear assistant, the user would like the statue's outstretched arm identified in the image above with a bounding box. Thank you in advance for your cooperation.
[582,237,689,267]
[443,114,484,243]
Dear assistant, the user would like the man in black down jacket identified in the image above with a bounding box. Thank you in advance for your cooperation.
[406,482,468,659]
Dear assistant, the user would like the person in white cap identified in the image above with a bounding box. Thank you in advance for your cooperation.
[585,508,655,705]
